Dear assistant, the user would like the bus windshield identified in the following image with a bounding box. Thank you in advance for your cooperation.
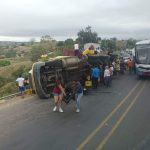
[136,45,150,64]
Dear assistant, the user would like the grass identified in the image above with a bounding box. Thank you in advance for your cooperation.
[0,82,18,97]
[0,58,32,78]
[0,57,33,98]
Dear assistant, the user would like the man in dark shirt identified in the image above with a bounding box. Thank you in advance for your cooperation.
[74,80,83,113]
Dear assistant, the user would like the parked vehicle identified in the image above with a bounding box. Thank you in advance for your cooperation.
[135,40,150,78]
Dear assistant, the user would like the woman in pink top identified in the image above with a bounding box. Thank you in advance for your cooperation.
[52,79,66,113]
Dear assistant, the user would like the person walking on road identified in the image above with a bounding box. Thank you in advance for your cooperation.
[52,79,66,113]
[74,80,83,113]
[16,75,25,98]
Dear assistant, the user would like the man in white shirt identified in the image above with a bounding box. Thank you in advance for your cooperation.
[104,66,111,87]
[16,75,25,98]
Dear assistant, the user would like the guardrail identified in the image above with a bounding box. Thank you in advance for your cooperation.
[0,92,20,101]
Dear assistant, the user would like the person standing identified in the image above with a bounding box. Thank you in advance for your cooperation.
[74,80,83,113]
[16,75,25,98]
[52,79,66,113]
[127,58,133,74]
[82,45,95,56]
[24,77,30,90]
[109,64,114,84]
[120,60,125,74]
[104,66,111,87]
[74,43,79,56]
[115,58,120,76]
[91,65,101,89]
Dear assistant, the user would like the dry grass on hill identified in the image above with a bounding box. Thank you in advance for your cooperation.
[0,82,18,97]
[0,59,33,78]
[13,46,31,54]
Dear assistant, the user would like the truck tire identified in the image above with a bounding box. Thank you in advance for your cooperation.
[32,62,50,99]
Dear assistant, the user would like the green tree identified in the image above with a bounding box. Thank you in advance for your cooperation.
[126,39,136,49]
[40,35,56,54]
[76,26,98,47]
[30,44,42,62]
[108,38,117,50]
[116,40,127,50]
[101,38,117,51]
[64,38,74,49]
[57,41,64,47]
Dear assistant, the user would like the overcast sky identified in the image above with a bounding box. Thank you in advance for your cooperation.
[0,0,150,41]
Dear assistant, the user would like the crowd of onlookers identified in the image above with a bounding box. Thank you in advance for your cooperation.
[79,45,136,90]
[86,56,136,90]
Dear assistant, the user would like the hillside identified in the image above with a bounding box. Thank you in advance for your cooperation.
[0,58,33,97]
[0,58,32,77]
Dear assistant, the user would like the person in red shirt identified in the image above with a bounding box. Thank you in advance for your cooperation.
[52,79,66,112]
[127,58,133,74]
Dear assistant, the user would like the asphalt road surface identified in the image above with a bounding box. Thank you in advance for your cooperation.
[0,74,150,150]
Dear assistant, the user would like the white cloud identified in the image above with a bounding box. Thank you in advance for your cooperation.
[0,0,150,41]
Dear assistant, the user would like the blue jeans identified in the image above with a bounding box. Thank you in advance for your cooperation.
[75,92,83,110]
[104,76,110,87]
[19,86,25,92]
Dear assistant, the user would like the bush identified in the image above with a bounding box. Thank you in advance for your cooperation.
[0,82,18,97]
[0,60,11,67]
[0,76,12,88]
[12,66,31,79]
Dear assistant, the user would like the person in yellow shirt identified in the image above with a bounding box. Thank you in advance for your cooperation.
[82,45,95,55]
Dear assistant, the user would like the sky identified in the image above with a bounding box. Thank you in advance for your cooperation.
[0,0,150,42]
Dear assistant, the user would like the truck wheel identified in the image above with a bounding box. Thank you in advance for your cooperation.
[33,62,50,99]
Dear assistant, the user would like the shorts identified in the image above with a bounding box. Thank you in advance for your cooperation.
[53,92,62,96]
[19,86,25,92]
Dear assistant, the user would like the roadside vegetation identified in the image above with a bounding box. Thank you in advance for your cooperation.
[0,60,11,67]
[0,58,32,97]
[0,26,136,98]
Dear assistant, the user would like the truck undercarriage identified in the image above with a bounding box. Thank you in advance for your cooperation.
[30,55,111,99]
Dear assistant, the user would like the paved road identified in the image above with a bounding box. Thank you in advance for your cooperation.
[0,74,150,150]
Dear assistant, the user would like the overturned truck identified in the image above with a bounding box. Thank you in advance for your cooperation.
[30,55,110,99]
[30,56,90,99]
[87,54,110,66]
